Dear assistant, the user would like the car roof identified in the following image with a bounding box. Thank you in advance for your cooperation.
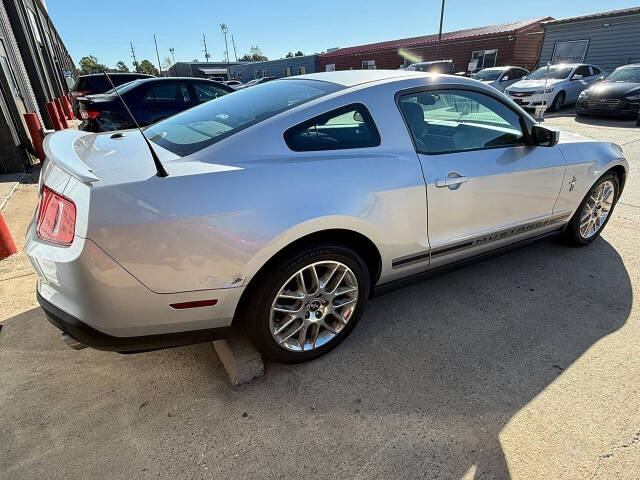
[79,72,153,78]
[286,70,440,87]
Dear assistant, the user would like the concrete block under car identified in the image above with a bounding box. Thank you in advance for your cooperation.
[213,331,264,386]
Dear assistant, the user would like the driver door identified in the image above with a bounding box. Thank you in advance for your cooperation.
[398,88,566,267]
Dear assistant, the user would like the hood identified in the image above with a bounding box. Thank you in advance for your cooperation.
[509,79,564,90]
[583,81,640,98]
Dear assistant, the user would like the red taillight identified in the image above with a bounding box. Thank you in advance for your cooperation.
[79,109,99,120]
[37,186,76,246]
[71,90,89,98]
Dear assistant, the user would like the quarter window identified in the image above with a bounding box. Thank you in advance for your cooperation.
[398,89,524,154]
[284,103,380,152]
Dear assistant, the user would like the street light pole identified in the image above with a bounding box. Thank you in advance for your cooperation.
[436,0,445,59]
[169,48,175,65]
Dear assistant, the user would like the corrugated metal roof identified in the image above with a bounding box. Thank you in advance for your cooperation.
[321,17,551,58]
[542,6,640,26]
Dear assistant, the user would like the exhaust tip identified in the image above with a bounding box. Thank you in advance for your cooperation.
[61,333,87,350]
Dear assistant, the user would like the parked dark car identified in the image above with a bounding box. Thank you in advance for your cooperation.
[77,77,233,132]
[576,64,640,118]
[71,72,153,117]
[405,60,455,74]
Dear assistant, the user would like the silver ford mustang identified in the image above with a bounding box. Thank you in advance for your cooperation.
[26,70,628,363]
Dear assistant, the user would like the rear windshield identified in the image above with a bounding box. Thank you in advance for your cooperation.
[145,79,343,156]
[74,74,150,93]
[473,69,501,81]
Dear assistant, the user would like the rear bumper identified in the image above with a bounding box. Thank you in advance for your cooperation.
[37,291,230,352]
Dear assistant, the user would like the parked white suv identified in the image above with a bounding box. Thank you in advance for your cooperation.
[505,64,605,111]
[472,66,529,92]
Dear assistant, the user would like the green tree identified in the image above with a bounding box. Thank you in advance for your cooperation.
[295,50,304,57]
[162,56,173,72]
[239,45,268,62]
[136,59,159,76]
[78,55,108,74]
[285,51,294,58]
[115,61,129,72]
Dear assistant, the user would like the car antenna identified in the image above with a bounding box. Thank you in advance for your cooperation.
[101,71,168,178]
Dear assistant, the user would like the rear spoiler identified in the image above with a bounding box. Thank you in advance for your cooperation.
[43,130,100,183]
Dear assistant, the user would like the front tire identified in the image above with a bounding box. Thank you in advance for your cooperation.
[550,91,565,112]
[563,172,619,246]
[245,244,370,363]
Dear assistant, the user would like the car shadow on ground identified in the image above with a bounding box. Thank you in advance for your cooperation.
[0,238,632,479]
[542,108,637,128]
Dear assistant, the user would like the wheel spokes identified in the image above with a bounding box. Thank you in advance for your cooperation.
[269,260,359,352]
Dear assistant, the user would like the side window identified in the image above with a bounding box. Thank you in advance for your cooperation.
[143,82,190,103]
[398,89,524,154]
[193,82,226,102]
[284,103,381,152]
[590,66,601,76]
[573,66,591,78]
[512,69,527,80]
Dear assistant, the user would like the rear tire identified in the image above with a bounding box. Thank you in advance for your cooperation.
[562,172,619,246]
[244,244,370,363]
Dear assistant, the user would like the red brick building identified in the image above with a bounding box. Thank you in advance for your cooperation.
[319,17,553,73]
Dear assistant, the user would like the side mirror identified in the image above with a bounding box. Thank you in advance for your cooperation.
[353,111,364,123]
[531,124,559,147]
[572,74,583,81]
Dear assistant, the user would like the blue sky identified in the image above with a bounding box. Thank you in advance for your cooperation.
[48,0,636,69]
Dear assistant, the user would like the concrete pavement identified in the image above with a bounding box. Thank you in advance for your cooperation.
[1,113,639,479]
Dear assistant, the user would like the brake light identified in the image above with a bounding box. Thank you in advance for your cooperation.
[37,186,76,246]
[79,109,99,120]
[71,90,89,98]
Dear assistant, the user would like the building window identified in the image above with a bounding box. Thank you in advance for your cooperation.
[552,40,589,64]
[263,70,268,77]
[362,60,376,70]
[284,67,291,77]
[255,71,260,79]
[27,8,42,44]
[470,49,497,71]
[237,73,242,79]
[298,66,306,75]
[326,64,336,72]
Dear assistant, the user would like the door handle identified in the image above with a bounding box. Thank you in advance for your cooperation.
[435,174,469,188]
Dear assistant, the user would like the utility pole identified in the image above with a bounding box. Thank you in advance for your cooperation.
[154,34,162,76]
[231,34,238,62]
[130,42,138,71]
[202,34,211,62]
[436,0,445,59]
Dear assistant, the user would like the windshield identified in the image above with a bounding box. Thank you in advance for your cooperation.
[604,67,640,83]
[406,62,451,73]
[145,79,343,156]
[526,66,574,80]
[105,80,139,94]
[472,69,501,81]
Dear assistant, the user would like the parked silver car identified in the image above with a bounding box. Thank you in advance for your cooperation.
[27,70,628,363]
[472,66,529,92]
[505,63,605,111]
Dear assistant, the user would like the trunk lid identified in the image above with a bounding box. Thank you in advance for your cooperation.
[42,129,179,185]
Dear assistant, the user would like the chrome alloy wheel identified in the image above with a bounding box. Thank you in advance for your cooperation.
[269,261,359,352]
[579,180,615,239]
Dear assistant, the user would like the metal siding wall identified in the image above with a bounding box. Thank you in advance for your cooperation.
[229,56,318,81]
[539,15,640,70]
